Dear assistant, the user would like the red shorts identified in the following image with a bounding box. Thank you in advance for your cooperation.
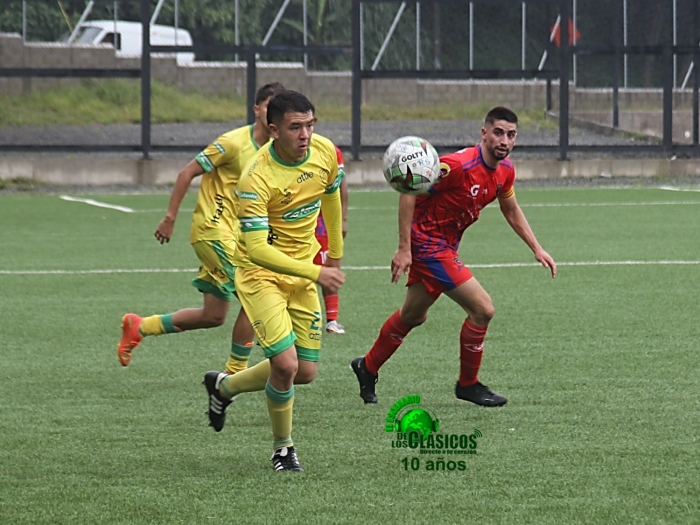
[406,251,473,299]
[313,235,329,265]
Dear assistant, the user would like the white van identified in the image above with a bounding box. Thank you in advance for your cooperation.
[62,20,195,65]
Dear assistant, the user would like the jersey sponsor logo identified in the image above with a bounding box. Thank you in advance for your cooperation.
[325,175,341,194]
[470,185,480,197]
[214,141,226,154]
[240,216,269,232]
[240,191,258,200]
[210,193,225,224]
[297,171,314,183]
[267,226,278,245]
[195,152,215,173]
[282,199,321,222]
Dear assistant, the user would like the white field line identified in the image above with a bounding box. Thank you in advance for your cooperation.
[133,208,195,213]
[345,201,700,211]
[60,195,135,213]
[658,185,700,193]
[1,260,698,276]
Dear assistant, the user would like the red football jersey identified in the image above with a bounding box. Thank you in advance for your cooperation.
[411,144,515,259]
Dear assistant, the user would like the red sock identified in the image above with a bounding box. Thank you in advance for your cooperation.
[364,310,412,375]
[458,319,487,387]
[324,294,339,322]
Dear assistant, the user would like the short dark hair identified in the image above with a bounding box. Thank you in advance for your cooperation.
[255,82,286,105]
[485,106,518,126]
[267,90,315,126]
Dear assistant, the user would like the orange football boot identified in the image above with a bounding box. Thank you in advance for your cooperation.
[118,313,143,366]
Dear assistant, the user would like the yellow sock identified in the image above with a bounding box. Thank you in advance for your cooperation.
[265,381,294,450]
[220,359,271,397]
[225,341,254,374]
[138,314,180,336]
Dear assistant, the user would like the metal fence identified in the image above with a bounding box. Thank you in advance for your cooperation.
[1,0,699,160]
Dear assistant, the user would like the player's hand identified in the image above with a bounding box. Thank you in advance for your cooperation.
[317,267,345,294]
[391,248,412,284]
[535,249,557,278]
[154,216,175,244]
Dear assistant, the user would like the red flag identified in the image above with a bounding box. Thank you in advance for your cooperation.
[551,18,581,47]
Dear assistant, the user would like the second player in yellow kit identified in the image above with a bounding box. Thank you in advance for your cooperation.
[203,90,346,472]
[117,83,286,373]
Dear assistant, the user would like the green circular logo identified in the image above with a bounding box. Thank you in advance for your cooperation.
[398,408,434,439]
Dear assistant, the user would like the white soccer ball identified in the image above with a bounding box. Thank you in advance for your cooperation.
[382,136,440,195]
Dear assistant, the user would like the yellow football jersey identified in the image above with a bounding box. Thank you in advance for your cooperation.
[233,133,341,269]
[190,124,265,243]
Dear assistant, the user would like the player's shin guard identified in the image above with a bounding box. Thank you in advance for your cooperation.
[458,319,487,387]
[138,314,182,336]
[220,359,271,397]
[324,294,339,322]
[364,310,412,376]
[225,341,254,374]
[265,381,294,450]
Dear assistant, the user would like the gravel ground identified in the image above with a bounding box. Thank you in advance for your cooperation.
[3,119,698,194]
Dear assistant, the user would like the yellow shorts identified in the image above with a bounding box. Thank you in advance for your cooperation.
[191,240,237,302]
[234,266,322,361]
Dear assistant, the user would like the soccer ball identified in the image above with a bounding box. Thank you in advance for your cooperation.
[382,136,440,195]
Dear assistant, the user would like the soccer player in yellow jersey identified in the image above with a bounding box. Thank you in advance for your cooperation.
[202,90,345,472]
[117,82,286,372]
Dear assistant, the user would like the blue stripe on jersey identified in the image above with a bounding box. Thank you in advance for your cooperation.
[461,157,480,170]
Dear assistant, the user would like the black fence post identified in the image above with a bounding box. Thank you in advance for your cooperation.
[693,0,699,148]
[663,46,673,153]
[545,1,552,112]
[247,50,257,125]
[558,0,570,161]
[140,0,151,160]
[351,0,362,161]
[612,0,620,128]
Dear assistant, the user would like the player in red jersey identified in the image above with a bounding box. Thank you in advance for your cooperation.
[351,107,557,406]
[314,145,349,333]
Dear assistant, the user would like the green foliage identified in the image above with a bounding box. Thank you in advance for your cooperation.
[0,81,554,125]
[0,79,248,125]
[1,0,690,84]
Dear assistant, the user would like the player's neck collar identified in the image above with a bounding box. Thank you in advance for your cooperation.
[478,144,498,171]
[270,140,311,166]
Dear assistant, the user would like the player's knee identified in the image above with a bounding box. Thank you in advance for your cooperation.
[271,359,298,382]
[400,310,427,327]
[294,367,317,384]
[472,301,495,325]
[203,313,227,328]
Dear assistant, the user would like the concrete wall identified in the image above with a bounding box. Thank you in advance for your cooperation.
[3,154,700,187]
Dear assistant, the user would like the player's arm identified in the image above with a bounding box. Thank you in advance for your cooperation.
[335,146,349,238]
[391,193,416,284]
[155,159,204,244]
[340,175,349,238]
[244,229,345,292]
[498,193,557,278]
